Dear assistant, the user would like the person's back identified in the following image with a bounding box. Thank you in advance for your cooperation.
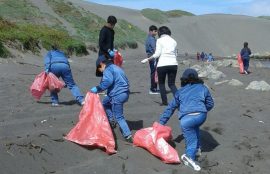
[176,83,213,119]
[44,50,69,70]
[155,35,177,67]
[240,42,252,74]
[240,47,251,59]
[100,63,129,97]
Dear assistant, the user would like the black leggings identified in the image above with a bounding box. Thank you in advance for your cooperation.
[157,65,178,104]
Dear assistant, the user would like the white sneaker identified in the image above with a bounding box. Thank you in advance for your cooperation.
[196,148,202,157]
[51,103,59,107]
[244,70,248,74]
[181,154,201,171]
[149,90,160,95]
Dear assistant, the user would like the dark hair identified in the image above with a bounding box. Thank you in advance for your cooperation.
[180,76,204,87]
[244,42,248,48]
[107,16,117,25]
[51,43,59,50]
[158,26,171,37]
[149,25,157,31]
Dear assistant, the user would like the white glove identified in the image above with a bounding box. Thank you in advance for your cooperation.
[141,58,149,64]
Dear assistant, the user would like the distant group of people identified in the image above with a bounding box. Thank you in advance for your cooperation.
[46,15,264,171]
[196,51,214,62]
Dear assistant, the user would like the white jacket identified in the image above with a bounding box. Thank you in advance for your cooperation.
[152,35,178,67]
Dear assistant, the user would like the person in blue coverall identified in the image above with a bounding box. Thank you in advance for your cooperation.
[44,45,84,107]
[90,55,133,143]
[159,68,214,171]
[145,25,159,94]
[240,42,252,74]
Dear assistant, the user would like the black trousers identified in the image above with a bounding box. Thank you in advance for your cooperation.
[149,59,158,91]
[157,65,178,105]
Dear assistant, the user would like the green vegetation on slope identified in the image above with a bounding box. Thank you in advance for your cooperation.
[0,41,10,58]
[47,0,146,49]
[0,18,87,55]
[258,16,270,20]
[0,0,62,27]
[141,9,169,24]
[141,8,195,23]
[166,10,194,17]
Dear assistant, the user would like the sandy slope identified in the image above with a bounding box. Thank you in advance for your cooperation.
[65,0,270,56]
[1,48,270,174]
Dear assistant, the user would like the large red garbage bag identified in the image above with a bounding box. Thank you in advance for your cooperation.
[114,51,123,67]
[47,72,65,92]
[133,122,180,164]
[30,71,48,100]
[237,53,244,74]
[65,92,116,154]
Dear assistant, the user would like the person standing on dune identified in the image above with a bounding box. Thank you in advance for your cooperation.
[96,15,117,77]
[240,42,252,74]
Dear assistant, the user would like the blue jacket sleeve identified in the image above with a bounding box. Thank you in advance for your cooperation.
[205,89,214,111]
[96,69,114,92]
[159,97,179,125]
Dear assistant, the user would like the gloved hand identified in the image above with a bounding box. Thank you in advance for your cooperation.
[45,69,49,74]
[141,58,149,64]
[108,50,115,58]
[90,86,98,93]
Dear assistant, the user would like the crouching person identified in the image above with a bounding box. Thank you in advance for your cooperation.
[159,68,214,171]
[44,44,84,106]
[90,55,133,143]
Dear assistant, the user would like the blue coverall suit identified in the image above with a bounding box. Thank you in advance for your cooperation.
[159,83,214,160]
[145,34,158,91]
[44,50,84,104]
[95,63,131,138]
[240,47,251,72]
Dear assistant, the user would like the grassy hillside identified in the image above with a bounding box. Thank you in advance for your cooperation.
[141,8,194,23]
[0,18,87,55]
[0,0,147,57]
[258,16,270,20]
[46,0,146,49]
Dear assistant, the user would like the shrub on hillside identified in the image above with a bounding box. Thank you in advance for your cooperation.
[0,18,88,55]
[0,41,10,58]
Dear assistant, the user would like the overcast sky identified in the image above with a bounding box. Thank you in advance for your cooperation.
[85,0,270,16]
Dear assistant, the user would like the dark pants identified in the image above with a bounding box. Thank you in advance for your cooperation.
[157,65,178,105]
[243,58,250,71]
[149,59,158,91]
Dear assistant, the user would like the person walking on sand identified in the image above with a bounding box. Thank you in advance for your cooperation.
[96,15,117,77]
[145,25,159,94]
[141,26,178,106]
[240,42,252,74]
[90,55,133,143]
[158,68,214,171]
[44,44,84,107]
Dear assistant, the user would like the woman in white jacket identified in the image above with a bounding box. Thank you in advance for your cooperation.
[142,26,178,105]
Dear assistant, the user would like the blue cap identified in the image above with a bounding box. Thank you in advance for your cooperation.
[181,68,198,79]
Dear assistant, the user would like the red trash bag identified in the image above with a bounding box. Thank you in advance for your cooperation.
[237,53,244,74]
[47,72,65,92]
[30,71,48,100]
[114,51,123,67]
[133,122,180,164]
[65,92,116,154]
[154,69,158,83]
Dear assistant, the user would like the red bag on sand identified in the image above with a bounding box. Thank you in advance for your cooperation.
[65,92,116,154]
[237,53,244,74]
[114,51,123,67]
[47,72,65,92]
[133,122,180,164]
[30,71,48,100]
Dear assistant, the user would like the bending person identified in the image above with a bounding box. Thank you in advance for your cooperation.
[44,44,84,106]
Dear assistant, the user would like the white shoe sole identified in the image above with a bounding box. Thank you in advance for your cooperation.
[181,154,201,171]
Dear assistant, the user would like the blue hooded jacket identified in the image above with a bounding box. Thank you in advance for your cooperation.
[96,63,129,97]
[160,83,214,125]
[240,47,251,60]
[44,50,69,70]
[145,34,156,56]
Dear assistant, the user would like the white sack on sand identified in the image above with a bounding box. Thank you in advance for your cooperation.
[246,81,270,91]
